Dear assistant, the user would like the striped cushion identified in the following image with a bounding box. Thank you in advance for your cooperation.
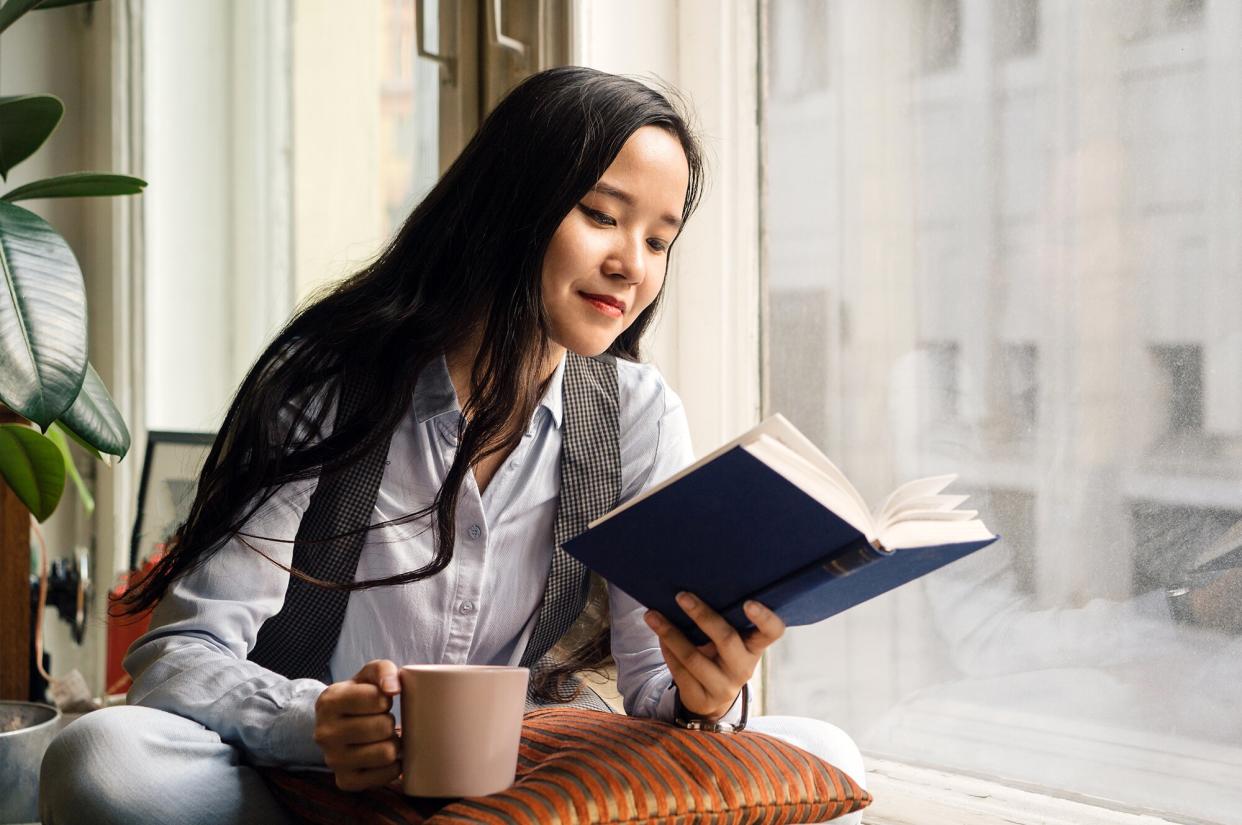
[261,708,871,825]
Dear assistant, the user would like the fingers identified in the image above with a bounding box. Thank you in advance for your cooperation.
[342,738,401,770]
[741,600,786,653]
[353,659,401,696]
[317,659,401,718]
[644,593,787,718]
[315,712,396,747]
[658,638,734,719]
[647,611,737,697]
[673,592,750,663]
[656,637,701,692]
[315,660,404,792]
[317,712,401,791]
[334,758,403,792]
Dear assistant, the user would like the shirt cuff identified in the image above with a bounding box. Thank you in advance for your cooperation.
[264,679,329,766]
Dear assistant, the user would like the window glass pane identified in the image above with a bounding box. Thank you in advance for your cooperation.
[761,1,1242,819]
[144,0,441,431]
[290,0,442,304]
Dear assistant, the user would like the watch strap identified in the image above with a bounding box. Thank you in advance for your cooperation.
[673,684,749,733]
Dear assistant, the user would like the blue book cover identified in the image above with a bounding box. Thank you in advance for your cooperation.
[563,420,997,645]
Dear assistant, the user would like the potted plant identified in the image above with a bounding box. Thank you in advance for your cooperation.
[0,0,144,820]
[0,0,140,518]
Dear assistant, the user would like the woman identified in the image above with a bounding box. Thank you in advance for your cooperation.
[40,66,865,824]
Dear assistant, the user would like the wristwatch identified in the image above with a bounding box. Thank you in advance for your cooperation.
[672,684,749,733]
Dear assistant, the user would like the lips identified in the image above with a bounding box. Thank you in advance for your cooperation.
[579,292,626,319]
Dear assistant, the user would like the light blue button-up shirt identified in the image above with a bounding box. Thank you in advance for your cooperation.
[124,353,740,766]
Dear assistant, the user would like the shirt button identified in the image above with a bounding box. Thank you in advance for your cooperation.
[468,524,482,539]
[459,601,475,615]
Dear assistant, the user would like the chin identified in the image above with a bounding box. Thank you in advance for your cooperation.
[550,326,618,358]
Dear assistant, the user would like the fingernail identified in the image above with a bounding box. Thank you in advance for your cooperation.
[382,676,400,693]
[644,611,665,631]
[744,600,765,616]
[675,592,696,609]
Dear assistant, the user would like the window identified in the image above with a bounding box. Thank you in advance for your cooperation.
[1150,344,1204,437]
[1002,342,1038,437]
[767,0,831,99]
[919,0,961,73]
[993,0,1039,61]
[142,1,563,433]
[1121,0,1207,41]
[761,1,1242,820]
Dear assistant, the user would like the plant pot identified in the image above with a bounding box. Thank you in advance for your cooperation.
[0,701,61,823]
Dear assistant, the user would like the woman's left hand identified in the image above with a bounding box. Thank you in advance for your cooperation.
[645,592,786,719]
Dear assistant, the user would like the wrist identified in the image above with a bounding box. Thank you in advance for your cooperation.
[672,685,748,732]
[678,697,731,721]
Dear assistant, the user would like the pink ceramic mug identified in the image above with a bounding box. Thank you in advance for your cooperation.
[398,664,530,797]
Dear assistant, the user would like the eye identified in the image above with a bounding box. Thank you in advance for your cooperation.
[578,204,616,226]
[647,238,669,254]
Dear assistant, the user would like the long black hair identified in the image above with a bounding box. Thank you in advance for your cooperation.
[120,67,705,698]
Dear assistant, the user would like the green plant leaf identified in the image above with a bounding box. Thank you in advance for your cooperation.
[46,423,92,514]
[0,422,64,521]
[0,0,44,35]
[55,363,129,460]
[52,418,99,460]
[0,201,88,429]
[3,172,147,202]
[0,95,63,179]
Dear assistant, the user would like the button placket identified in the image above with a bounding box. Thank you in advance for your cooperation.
[444,501,486,658]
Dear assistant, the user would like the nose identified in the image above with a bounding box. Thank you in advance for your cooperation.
[603,234,646,285]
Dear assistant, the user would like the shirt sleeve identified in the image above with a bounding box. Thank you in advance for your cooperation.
[607,367,748,725]
[124,477,328,766]
[124,390,337,767]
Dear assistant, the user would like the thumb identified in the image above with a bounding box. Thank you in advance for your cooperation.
[355,659,401,696]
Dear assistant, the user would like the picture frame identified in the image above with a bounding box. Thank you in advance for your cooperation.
[128,430,216,570]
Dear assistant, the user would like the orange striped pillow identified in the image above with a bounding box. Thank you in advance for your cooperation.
[261,708,871,825]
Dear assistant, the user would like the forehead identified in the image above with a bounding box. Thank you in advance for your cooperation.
[596,126,690,216]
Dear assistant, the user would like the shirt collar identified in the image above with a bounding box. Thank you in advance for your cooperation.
[540,351,566,429]
[412,354,460,424]
[413,351,565,430]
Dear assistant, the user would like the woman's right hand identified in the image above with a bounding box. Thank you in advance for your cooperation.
[313,659,402,791]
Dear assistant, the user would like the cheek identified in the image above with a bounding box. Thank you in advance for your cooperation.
[540,238,574,304]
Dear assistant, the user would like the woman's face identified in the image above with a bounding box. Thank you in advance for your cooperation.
[541,125,690,356]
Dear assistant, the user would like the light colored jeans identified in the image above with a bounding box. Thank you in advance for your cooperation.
[39,706,866,825]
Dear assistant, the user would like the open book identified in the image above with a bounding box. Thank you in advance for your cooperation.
[563,414,998,644]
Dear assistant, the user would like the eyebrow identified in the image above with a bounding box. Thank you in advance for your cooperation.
[591,182,683,230]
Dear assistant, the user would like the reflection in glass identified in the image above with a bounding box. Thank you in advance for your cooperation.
[761,1,1242,820]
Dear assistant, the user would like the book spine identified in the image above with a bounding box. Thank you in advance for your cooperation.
[721,535,885,627]
[822,538,890,578]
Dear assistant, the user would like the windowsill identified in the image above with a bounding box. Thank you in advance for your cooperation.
[861,759,1191,825]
